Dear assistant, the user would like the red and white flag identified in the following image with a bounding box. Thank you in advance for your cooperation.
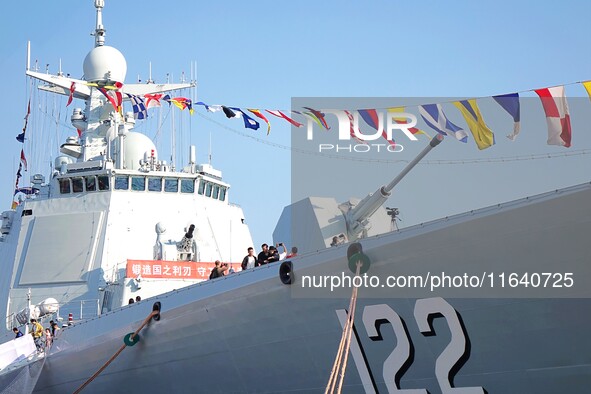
[265,110,303,128]
[535,86,572,147]
[145,94,163,109]
[20,149,28,171]
[66,82,76,107]
[345,110,367,144]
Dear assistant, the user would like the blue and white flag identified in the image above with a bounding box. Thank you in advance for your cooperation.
[196,101,222,113]
[493,93,521,141]
[230,107,260,131]
[126,94,147,120]
[419,104,468,143]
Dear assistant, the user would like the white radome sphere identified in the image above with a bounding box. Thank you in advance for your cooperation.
[83,46,127,83]
[119,132,157,170]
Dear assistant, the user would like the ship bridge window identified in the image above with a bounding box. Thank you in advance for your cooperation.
[115,176,129,190]
[181,179,194,193]
[164,178,178,193]
[59,179,71,194]
[196,179,226,201]
[148,177,162,192]
[98,175,110,191]
[72,177,84,193]
[85,176,96,192]
[131,176,145,191]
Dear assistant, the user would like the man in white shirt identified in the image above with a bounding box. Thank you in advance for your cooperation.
[277,243,288,261]
[241,247,257,270]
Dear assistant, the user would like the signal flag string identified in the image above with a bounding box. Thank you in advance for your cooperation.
[196,111,591,165]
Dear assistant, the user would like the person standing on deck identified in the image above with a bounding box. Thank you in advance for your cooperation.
[209,260,228,279]
[51,322,60,338]
[241,247,257,270]
[267,246,280,263]
[13,327,23,338]
[45,328,53,349]
[30,319,44,350]
[286,246,298,259]
[257,244,270,266]
[277,243,288,260]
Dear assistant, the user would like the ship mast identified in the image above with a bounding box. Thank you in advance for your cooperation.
[93,0,106,47]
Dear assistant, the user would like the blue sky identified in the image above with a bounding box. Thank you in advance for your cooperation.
[1,0,590,253]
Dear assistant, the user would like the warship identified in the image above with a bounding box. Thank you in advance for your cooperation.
[1,1,590,393]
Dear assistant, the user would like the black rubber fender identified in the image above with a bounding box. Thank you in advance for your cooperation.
[347,242,371,274]
[279,261,294,285]
[152,301,161,321]
[347,242,363,259]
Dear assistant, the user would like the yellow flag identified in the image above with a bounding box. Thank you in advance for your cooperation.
[387,107,430,137]
[453,99,494,150]
[583,81,591,102]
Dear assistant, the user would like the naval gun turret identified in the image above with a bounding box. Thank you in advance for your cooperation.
[273,135,443,253]
[343,134,443,240]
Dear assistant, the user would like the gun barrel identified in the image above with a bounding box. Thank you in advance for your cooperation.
[348,135,443,232]
[384,133,443,194]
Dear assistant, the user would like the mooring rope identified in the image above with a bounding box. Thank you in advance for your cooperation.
[72,310,159,394]
[325,261,362,394]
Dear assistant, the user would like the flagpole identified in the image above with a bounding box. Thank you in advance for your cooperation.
[171,98,176,171]
[26,41,30,71]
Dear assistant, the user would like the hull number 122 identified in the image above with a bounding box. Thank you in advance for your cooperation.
[336,297,485,394]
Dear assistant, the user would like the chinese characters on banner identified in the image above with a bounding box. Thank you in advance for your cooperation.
[126,260,232,280]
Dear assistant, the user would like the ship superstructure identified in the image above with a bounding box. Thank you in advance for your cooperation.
[0,0,252,336]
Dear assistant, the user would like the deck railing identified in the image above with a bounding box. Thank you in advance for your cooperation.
[4,299,100,334]
[53,299,100,323]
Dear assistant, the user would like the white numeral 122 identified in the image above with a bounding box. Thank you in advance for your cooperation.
[336,297,486,394]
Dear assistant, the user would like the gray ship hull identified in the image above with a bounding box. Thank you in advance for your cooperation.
[28,182,591,393]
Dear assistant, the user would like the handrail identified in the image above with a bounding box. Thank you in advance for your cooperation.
[55,299,101,323]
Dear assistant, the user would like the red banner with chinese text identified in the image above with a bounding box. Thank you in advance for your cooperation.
[126,260,237,280]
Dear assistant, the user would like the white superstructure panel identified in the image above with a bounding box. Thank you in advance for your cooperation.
[19,212,103,285]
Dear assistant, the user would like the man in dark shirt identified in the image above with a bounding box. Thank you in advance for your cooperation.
[51,322,60,338]
[13,327,23,338]
[267,246,280,263]
[210,260,221,279]
[257,244,270,266]
[209,260,228,279]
